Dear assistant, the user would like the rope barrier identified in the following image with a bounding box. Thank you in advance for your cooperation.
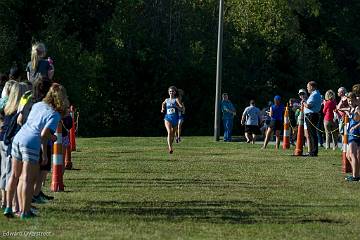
[61,112,80,133]
[302,114,360,137]
[289,121,296,131]
[303,115,339,134]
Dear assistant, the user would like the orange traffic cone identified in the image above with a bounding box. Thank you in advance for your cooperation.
[64,144,72,170]
[70,105,76,151]
[342,115,352,173]
[283,105,290,149]
[294,106,304,156]
[51,123,64,192]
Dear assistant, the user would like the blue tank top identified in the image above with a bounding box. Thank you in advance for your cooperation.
[348,113,360,142]
[165,98,178,117]
[271,104,284,121]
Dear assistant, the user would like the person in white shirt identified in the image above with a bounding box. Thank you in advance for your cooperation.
[241,100,261,144]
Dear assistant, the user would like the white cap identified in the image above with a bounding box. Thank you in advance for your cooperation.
[298,89,306,94]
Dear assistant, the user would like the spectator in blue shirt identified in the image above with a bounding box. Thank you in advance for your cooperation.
[302,81,322,156]
[221,93,236,142]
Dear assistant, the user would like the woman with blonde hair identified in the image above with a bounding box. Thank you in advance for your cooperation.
[4,83,68,219]
[0,80,17,109]
[26,42,54,82]
[0,82,30,215]
[323,89,338,150]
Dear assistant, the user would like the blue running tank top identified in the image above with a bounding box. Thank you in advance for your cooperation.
[165,98,178,117]
[164,98,179,127]
[348,113,360,143]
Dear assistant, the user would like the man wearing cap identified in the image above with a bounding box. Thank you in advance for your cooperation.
[302,81,322,156]
[298,89,307,97]
[262,95,284,149]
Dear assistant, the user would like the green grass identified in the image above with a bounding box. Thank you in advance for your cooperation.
[1,136,359,239]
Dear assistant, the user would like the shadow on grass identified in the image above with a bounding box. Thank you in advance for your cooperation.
[66,178,274,190]
[53,199,348,225]
[66,168,81,171]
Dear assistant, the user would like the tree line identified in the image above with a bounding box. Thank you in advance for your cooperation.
[0,0,359,136]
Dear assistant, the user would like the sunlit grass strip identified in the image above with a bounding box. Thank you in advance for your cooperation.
[1,137,359,240]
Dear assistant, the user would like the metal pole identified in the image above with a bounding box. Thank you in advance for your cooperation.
[214,0,224,141]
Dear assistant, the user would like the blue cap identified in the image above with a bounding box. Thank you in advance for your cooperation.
[274,95,281,101]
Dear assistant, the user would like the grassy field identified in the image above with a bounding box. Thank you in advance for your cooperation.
[1,136,360,239]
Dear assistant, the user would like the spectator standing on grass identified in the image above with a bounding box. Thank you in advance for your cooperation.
[26,43,54,83]
[336,87,349,141]
[0,82,30,216]
[0,74,7,208]
[262,95,284,149]
[62,113,73,170]
[4,83,69,219]
[302,81,322,157]
[288,98,298,146]
[221,93,236,142]
[241,99,261,144]
[323,90,338,150]
[345,92,360,181]
[298,89,310,150]
[317,96,325,148]
[0,80,17,210]
[15,77,54,204]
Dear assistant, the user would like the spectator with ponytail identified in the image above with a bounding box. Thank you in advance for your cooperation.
[0,82,30,216]
[26,42,54,83]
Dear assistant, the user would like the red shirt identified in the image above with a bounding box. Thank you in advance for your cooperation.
[323,100,337,121]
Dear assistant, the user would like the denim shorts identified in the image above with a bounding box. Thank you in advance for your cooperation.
[11,141,40,163]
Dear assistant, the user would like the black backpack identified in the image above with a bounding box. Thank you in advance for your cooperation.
[3,112,21,146]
